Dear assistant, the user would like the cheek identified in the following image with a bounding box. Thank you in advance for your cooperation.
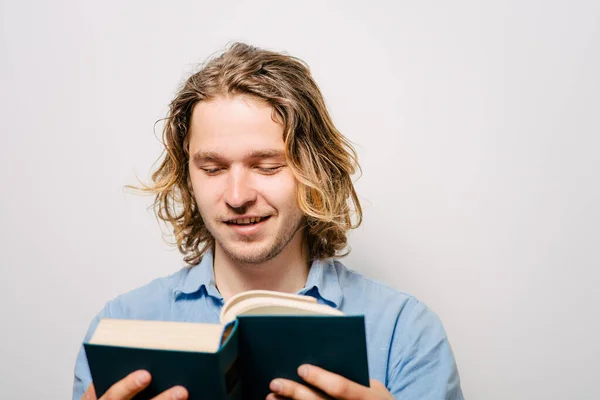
[189,174,221,208]
[259,172,299,212]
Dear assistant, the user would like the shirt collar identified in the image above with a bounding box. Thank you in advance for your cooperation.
[173,249,222,300]
[298,257,343,309]
[173,249,343,308]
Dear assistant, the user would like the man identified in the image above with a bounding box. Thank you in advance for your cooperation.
[73,42,463,400]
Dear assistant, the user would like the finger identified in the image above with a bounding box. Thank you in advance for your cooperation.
[265,393,289,400]
[369,379,387,391]
[270,378,328,399]
[100,370,151,400]
[83,383,97,400]
[151,385,188,400]
[369,379,393,398]
[297,365,370,400]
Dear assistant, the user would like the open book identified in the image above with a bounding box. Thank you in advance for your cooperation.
[84,290,369,400]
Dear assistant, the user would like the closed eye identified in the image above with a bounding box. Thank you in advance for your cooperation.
[201,167,225,175]
[255,165,284,174]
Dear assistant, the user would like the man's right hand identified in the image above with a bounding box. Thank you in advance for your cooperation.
[82,370,188,400]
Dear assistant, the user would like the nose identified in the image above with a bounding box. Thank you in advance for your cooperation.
[223,168,257,210]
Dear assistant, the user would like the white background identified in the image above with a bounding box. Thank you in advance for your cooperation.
[1,1,599,399]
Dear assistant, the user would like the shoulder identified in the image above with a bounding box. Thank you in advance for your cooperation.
[79,266,197,344]
[332,261,461,396]
[332,259,446,339]
[332,260,419,311]
[103,267,191,320]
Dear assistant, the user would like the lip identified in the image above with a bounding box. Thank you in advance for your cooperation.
[224,216,270,236]
[224,215,266,223]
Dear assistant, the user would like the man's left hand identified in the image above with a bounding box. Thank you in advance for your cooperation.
[267,364,394,399]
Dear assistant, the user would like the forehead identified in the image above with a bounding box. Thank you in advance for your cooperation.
[188,95,284,155]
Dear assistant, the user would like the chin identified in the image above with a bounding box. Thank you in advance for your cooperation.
[221,241,280,265]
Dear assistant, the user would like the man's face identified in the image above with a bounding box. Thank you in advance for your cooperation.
[188,95,305,264]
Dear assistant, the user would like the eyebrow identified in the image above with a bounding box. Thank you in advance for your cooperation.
[191,149,285,164]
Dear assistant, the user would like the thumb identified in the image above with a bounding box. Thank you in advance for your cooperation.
[369,379,388,392]
[83,383,97,400]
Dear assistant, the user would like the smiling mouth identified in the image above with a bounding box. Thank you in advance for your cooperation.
[225,216,270,226]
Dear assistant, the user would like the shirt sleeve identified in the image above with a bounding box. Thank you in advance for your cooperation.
[72,302,112,400]
[387,299,464,399]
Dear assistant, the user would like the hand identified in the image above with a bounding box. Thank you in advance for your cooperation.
[267,364,393,399]
[82,370,188,400]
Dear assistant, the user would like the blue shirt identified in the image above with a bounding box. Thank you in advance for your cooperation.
[73,250,463,399]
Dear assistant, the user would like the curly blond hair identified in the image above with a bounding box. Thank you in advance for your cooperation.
[142,42,362,265]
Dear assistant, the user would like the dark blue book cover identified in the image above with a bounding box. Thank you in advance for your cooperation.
[84,316,369,400]
[237,315,370,399]
[84,321,241,400]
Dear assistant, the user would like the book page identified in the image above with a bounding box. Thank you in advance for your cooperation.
[220,296,343,324]
[220,290,317,321]
[89,319,225,353]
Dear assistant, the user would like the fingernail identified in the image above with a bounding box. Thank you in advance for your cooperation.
[270,379,282,392]
[136,371,151,386]
[172,387,187,400]
[298,365,308,378]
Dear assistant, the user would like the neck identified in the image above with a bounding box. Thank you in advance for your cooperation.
[213,231,310,302]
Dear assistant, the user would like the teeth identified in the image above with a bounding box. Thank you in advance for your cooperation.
[230,217,264,225]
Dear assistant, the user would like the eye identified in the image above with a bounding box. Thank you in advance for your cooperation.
[201,167,225,175]
[255,165,284,174]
